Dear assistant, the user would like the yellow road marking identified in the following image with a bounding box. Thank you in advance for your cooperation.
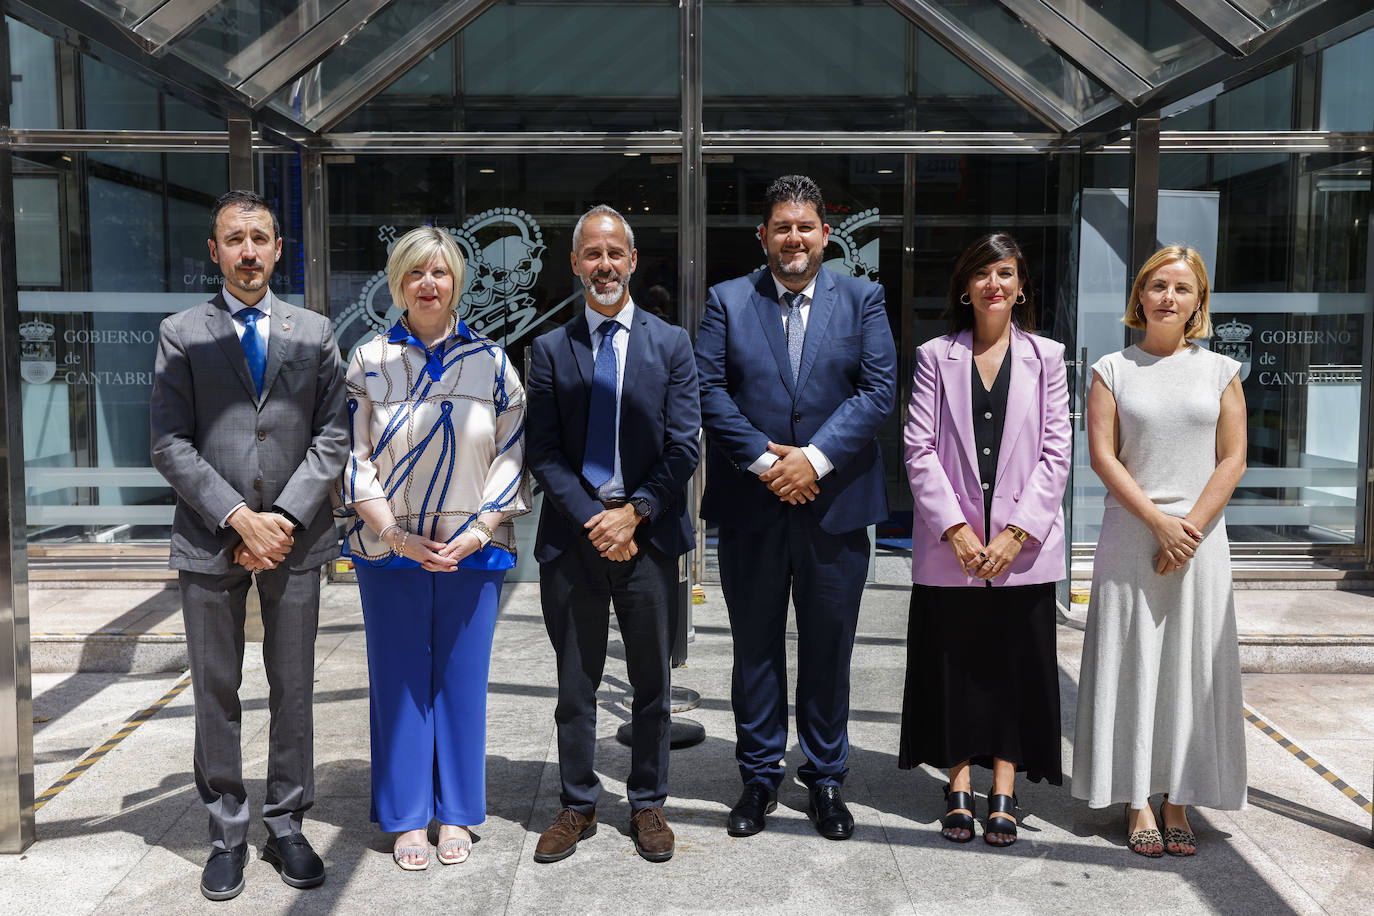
[34,673,193,812]
[1244,706,1373,815]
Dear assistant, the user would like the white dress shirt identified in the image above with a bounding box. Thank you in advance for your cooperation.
[585,299,635,499]
[223,286,272,351]
[747,275,834,479]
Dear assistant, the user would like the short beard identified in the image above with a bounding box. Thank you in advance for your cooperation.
[581,269,629,307]
[771,250,813,278]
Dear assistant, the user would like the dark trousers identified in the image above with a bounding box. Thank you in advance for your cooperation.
[180,564,321,850]
[540,536,678,813]
[719,512,869,790]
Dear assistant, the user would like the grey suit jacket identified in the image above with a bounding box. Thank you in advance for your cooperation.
[150,290,350,574]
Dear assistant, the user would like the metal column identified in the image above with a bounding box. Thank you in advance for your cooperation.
[228,116,255,191]
[1126,114,1160,277]
[301,151,328,317]
[679,0,705,596]
[0,0,37,853]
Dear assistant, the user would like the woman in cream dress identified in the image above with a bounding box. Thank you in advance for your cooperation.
[1073,245,1248,858]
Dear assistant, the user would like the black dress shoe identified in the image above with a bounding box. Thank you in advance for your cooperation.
[262,833,325,889]
[808,785,854,840]
[727,784,778,836]
[201,843,248,901]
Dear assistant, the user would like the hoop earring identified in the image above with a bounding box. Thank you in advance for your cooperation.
[1135,301,1145,321]
[1186,309,1200,328]
[959,292,971,305]
[1015,291,1026,304]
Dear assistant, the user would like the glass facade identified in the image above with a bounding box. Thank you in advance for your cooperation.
[5,3,1374,575]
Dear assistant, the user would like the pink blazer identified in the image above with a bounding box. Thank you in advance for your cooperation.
[904,328,1070,587]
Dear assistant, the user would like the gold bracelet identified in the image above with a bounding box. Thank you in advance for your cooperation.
[469,519,494,541]
[1007,525,1029,544]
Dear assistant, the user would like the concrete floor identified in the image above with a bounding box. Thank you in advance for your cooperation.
[4,566,1374,915]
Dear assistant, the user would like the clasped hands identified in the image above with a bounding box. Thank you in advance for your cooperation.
[381,526,483,573]
[946,522,1024,580]
[229,506,294,573]
[585,504,642,562]
[760,442,819,505]
[1150,513,1203,576]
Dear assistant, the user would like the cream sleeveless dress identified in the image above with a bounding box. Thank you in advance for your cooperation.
[1072,344,1247,810]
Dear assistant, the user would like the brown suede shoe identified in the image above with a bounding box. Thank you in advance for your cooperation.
[533,808,597,863]
[629,806,675,863]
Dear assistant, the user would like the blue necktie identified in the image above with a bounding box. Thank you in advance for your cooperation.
[239,307,266,398]
[783,291,804,383]
[582,319,621,492]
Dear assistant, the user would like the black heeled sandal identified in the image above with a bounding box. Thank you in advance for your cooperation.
[940,785,976,844]
[985,793,1018,847]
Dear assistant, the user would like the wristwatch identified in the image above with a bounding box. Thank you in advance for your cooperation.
[1006,525,1029,544]
[630,497,652,519]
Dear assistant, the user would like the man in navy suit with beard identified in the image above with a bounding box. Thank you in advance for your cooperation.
[695,175,896,841]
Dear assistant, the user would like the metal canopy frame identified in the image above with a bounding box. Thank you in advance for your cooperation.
[303,0,499,133]
[7,0,316,142]
[1073,0,1374,135]
[996,0,1155,103]
[885,0,1080,133]
[235,0,400,104]
[12,0,1371,138]
[132,0,220,53]
[1162,0,1267,56]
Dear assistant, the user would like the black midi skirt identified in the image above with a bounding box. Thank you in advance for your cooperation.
[897,582,1063,784]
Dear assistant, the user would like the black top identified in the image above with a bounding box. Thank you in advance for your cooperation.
[971,350,1012,584]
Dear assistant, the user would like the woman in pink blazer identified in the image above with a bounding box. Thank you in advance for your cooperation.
[900,233,1071,848]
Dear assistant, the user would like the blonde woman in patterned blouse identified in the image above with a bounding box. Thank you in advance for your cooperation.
[340,226,531,871]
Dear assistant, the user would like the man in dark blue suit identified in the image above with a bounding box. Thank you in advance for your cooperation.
[526,205,700,864]
[696,175,896,841]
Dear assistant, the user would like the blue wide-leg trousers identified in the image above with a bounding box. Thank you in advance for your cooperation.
[356,564,504,831]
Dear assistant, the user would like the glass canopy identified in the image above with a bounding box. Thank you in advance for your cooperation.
[30,0,1364,135]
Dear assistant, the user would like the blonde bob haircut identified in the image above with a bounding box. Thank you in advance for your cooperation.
[386,226,467,314]
[1124,244,1213,339]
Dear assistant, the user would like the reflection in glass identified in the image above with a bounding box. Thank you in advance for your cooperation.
[175,0,353,84]
[335,1,679,132]
[932,0,1116,124]
[1319,26,1374,131]
[7,18,59,129]
[1075,149,1371,546]
[1231,0,1332,30]
[1058,0,1221,85]
[703,0,905,131]
[326,154,678,359]
[70,0,167,26]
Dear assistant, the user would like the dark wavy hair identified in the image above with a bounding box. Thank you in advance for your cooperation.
[944,232,1034,335]
[762,174,826,226]
[208,189,280,242]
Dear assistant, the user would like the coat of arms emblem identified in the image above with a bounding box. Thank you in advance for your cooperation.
[1212,318,1252,382]
[19,318,56,384]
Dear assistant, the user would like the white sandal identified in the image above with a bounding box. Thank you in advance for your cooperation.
[436,829,471,865]
[392,843,430,871]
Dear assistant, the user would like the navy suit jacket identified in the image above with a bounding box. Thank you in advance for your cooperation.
[527,305,701,563]
[695,266,896,535]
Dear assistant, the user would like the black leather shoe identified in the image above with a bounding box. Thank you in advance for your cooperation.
[262,833,325,889]
[726,784,778,837]
[808,785,854,840]
[201,843,248,901]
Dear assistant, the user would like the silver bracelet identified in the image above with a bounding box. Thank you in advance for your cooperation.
[377,522,401,544]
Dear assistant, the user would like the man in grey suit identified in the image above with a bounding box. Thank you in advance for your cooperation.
[150,190,349,901]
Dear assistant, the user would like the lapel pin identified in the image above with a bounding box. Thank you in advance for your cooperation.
[281,321,292,332]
